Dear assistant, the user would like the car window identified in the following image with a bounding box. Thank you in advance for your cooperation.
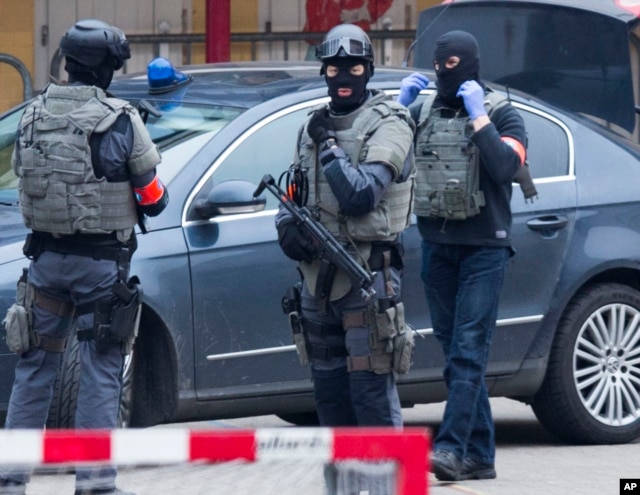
[208,106,311,210]
[518,107,570,179]
[144,103,242,149]
[0,107,22,203]
[122,100,245,185]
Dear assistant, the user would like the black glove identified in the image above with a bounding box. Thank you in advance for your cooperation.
[307,109,337,145]
[277,218,317,263]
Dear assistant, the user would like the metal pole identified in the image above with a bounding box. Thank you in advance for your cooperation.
[205,0,231,62]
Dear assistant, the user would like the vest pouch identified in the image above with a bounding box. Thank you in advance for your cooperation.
[441,178,467,220]
[19,148,50,198]
[68,182,101,231]
[3,303,30,354]
[289,311,309,366]
[345,205,391,242]
[392,326,415,374]
[373,302,398,341]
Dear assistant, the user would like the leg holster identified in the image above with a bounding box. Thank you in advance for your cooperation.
[342,307,394,374]
[77,276,143,355]
[342,300,414,375]
[282,283,346,365]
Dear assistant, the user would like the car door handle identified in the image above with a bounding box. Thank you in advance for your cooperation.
[526,215,569,231]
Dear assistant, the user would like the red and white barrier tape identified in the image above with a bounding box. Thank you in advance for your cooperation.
[0,427,429,495]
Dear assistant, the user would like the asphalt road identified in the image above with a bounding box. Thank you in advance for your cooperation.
[20,398,640,495]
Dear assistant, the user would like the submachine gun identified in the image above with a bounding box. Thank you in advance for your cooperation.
[253,174,376,301]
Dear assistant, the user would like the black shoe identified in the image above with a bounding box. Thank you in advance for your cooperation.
[74,488,136,495]
[0,479,26,495]
[461,457,497,480]
[430,449,463,481]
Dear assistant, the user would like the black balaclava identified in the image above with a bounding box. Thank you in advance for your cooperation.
[433,30,481,109]
[324,56,370,114]
[65,57,115,90]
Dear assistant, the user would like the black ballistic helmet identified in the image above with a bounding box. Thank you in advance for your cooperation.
[59,19,131,70]
[316,23,374,75]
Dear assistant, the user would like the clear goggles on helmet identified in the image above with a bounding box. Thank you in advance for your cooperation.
[316,37,372,60]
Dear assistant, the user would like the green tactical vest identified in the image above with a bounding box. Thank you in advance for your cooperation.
[414,90,508,220]
[14,84,160,241]
[298,90,416,244]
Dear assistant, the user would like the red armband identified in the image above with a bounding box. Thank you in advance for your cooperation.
[134,176,166,206]
[500,136,526,166]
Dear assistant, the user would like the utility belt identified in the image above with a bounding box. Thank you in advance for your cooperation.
[23,231,134,282]
[3,270,142,357]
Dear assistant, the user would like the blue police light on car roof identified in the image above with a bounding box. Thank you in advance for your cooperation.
[147,57,192,94]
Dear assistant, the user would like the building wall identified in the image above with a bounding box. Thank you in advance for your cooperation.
[0,0,34,112]
[0,0,442,113]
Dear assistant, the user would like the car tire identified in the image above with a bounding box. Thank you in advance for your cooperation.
[47,332,80,428]
[47,333,135,429]
[532,282,640,444]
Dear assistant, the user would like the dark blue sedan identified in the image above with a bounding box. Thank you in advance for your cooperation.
[1,59,640,445]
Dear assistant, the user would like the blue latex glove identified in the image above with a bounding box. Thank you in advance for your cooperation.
[456,80,487,120]
[397,72,430,107]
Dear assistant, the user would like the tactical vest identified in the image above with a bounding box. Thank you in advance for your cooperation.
[413,91,508,220]
[299,91,415,244]
[14,85,159,241]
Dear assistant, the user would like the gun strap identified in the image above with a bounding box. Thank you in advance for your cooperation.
[347,353,392,372]
[315,258,336,314]
[33,334,67,353]
[343,310,370,329]
[33,289,75,318]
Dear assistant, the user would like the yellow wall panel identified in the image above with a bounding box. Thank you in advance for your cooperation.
[0,0,35,112]
[191,0,258,64]
[417,0,442,12]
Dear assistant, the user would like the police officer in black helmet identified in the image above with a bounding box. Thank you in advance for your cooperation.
[0,19,167,495]
[276,23,416,431]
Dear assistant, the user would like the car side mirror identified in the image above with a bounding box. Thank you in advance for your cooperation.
[195,179,267,218]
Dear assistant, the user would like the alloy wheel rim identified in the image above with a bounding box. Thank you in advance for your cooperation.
[574,303,640,427]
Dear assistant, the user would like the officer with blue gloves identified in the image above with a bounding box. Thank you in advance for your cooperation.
[396,30,528,482]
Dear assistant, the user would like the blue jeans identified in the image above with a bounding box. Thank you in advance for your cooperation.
[421,241,509,465]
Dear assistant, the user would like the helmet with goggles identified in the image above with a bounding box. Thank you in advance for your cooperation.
[59,19,131,70]
[316,23,374,75]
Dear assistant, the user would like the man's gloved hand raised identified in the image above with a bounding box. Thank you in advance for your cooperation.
[457,80,487,120]
[277,218,317,263]
[307,109,337,145]
[397,72,429,107]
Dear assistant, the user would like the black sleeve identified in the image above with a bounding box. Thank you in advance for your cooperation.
[90,113,134,182]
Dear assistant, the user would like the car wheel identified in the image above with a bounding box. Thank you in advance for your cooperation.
[47,333,135,429]
[276,411,320,426]
[532,283,640,444]
[47,333,80,428]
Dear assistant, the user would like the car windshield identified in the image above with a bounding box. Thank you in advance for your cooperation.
[131,100,244,183]
[0,101,244,197]
[0,107,22,205]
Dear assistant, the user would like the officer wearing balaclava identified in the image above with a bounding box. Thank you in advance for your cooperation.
[397,30,528,483]
[275,24,416,431]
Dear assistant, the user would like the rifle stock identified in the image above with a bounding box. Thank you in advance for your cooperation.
[255,174,376,300]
